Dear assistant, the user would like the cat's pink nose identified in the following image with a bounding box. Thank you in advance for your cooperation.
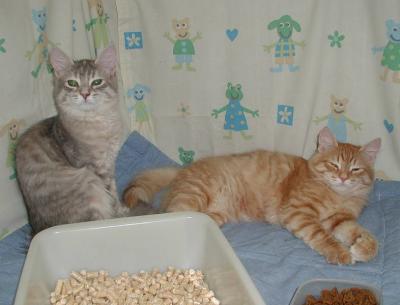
[339,173,348,182]
[81,92,90,100]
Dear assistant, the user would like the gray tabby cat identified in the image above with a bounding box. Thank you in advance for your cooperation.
[16,46,152,233]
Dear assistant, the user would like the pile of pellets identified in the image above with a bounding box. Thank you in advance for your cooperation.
[49,267,221,305]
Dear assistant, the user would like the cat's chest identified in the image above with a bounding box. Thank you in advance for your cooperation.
[322,192,366,218]
[62,118,122,169]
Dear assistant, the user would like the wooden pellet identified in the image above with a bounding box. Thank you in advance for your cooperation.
[49,267,222,305]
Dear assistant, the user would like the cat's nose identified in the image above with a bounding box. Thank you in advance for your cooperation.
[339,173,348,182]
[81,92,90,100]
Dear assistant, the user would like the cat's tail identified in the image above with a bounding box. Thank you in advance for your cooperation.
[123,167,179,208]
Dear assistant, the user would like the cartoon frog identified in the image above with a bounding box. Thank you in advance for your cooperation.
[313,95,362,142]
[380,19,400,83]
[164,18,202,71]
[212,83,259,140]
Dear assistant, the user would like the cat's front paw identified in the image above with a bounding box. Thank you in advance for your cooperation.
[350,232,378,262]
[123,185,148,208]
[325,246,353,265]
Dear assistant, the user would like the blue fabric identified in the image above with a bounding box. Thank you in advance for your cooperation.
[1,132,399,305]
[0,225,31,305]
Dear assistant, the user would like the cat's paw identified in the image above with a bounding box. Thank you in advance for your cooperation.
[123,185,148,208]
[350,232,378,262]
[325,246,353,265]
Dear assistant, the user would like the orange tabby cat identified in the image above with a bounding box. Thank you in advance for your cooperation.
[124,127,381,265]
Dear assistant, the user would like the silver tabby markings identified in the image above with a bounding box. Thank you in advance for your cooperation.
[16,46,151,233]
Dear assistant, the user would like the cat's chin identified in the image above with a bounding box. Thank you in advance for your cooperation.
[328,181,369,197]
[78,102,97,111]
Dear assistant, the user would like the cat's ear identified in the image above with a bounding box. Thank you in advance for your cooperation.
[95,45,117,77]
[360,138,381,164]
[317,127,337,152]
[49,47,73,78]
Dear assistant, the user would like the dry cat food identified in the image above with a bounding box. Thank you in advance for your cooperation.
[303,287,378,305]
[49,267,221,305]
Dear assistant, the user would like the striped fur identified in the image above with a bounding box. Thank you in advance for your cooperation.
[124,128,381,265]
[16,46,154,234]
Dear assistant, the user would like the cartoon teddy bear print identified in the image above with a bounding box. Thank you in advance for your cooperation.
[164,18,202,71]
[313,95,362,142]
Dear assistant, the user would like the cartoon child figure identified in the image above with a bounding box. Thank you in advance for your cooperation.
[212,83,259,140]
[25,8,57,78]
[127,84,153,134]
[164,18,202,71]
[86,0,110,55]
[380,19,400,83]
[178,147,195,166]
[0,119,25,180]
[263,15,305,73]
[313,95,362,142]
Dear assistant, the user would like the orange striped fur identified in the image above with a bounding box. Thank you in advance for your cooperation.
[123,127,381,265]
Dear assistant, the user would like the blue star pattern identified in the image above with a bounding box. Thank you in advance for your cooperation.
[277,104,294,126]
[124,32,143,49]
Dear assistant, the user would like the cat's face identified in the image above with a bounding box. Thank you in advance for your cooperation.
[310,127,381,195]
[49,46,117,116]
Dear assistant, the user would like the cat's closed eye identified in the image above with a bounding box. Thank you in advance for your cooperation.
[350,167,363,173]
[326,161,339,170]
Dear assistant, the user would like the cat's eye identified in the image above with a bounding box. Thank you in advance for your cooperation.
[351,167,362,173]
[327,162,339,170]
[66,80,79,88]
[91,79,103,87]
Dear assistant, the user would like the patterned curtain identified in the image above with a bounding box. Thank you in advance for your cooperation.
[116,0,400,179]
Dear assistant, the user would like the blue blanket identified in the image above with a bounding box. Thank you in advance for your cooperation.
[1,132,399,305]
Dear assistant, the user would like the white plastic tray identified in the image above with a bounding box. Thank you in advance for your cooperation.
[14,212,266,305]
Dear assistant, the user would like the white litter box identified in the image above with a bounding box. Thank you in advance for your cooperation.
[14,212,266,305]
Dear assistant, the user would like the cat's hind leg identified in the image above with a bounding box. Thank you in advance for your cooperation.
[123,167,179,208]
[164,190,228,226]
